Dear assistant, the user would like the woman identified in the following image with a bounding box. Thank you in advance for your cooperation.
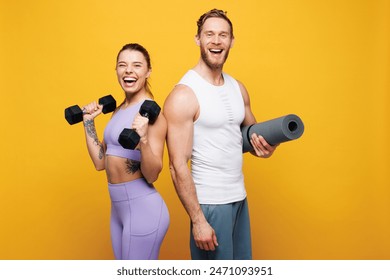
[82,43,169,260]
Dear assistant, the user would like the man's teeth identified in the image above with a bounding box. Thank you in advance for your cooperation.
[210,49,223,53]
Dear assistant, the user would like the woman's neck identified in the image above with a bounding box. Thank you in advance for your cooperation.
[122,92,150,109]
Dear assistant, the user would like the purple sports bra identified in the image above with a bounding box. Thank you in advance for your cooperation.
[104,100,144,161]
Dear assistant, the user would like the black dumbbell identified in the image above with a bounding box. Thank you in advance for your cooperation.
[118,100,161,149]
[64,95,117,125]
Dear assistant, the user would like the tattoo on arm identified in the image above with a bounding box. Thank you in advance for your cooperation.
[98,144,104,160]
[84,119,104,159]
[125,159,140,174]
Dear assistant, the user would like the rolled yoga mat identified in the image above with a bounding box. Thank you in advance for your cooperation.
[242,114,304,153]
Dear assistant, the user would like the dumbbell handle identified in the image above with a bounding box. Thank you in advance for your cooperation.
[81,106,99,115]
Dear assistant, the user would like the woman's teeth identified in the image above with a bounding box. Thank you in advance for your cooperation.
[124,77,136,84]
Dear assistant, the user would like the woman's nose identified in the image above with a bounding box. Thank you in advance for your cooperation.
[125,66,133,73]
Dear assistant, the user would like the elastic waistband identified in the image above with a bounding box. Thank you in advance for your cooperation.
[108,178,156,201]
[105,145,141,161]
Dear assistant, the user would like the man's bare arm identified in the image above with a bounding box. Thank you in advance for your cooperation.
[164,85,218,251]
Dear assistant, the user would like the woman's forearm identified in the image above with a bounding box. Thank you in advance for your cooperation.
[83,119,105,170]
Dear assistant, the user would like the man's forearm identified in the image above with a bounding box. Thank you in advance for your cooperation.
[169,163,205,224]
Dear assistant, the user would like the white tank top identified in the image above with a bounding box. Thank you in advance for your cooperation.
[178,70,246,204]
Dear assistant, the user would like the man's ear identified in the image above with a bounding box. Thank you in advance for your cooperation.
[195,35,200,46]
[230,37,235,48]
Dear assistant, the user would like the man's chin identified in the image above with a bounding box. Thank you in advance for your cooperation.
[211,61,226,70]
[204,58,225,70]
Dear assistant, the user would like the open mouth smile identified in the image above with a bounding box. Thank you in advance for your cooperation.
[209,49,223,54]
[123,77,137,85]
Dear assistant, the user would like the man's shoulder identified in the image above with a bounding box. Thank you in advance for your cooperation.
[165,82,197,109]
[164,83,198,120]
[170,83,195,97]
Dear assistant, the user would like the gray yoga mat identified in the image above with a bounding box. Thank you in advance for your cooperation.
[242,114,304,153]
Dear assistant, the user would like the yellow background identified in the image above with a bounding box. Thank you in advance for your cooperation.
[0,0,389,259]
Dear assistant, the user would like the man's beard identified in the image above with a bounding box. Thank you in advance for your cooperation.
[200,47,230,70]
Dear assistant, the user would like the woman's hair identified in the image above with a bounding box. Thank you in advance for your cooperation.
[196,9,234,38]
[116,43,153,98]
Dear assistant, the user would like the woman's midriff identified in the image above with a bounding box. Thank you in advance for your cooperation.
[105,155,143,184]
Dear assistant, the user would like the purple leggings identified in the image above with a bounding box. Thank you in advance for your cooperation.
[108,178,169,260]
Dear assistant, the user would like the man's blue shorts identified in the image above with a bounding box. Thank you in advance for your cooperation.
[190,198,252,260]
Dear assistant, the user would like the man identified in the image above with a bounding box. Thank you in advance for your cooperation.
[164,9,277,260]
